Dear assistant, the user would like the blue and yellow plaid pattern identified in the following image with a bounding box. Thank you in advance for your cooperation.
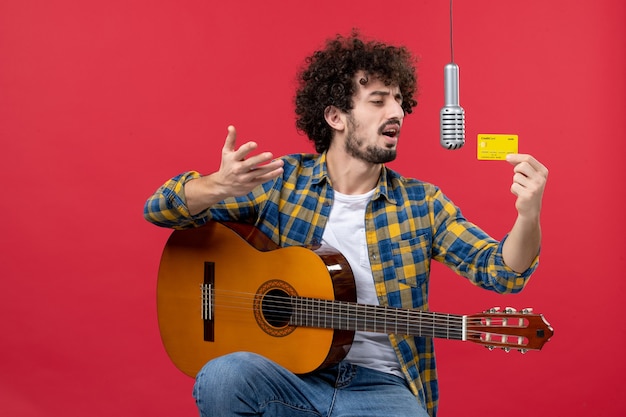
[144,152,538,416]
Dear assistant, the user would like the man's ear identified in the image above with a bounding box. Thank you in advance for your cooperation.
[324,105,345,131]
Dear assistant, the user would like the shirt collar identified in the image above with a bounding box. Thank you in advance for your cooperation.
[375,165,397,204]
[312,153,397,204]
[311,152,330,185]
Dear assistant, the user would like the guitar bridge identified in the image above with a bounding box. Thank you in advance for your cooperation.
[202,262,215,342]
[201,283,212,321]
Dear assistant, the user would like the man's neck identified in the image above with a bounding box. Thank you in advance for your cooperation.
[325,148,381,195]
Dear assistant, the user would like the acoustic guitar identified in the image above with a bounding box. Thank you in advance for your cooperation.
[157,221,553,377]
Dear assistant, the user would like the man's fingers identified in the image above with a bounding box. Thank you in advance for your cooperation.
[224,125,259,161]
[222,125,238,153]
[219,124,283,184]
[245,152,281,171]
[223,126,264,163]
[248,164,285,183]
[506,153,549,177]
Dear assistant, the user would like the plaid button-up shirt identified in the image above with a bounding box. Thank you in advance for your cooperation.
[144,152,538,416]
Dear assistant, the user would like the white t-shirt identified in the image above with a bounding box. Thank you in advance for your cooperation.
[321,189,403,378]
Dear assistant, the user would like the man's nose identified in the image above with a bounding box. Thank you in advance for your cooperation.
[388,101,405,121]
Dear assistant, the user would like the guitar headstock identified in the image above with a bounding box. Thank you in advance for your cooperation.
[466,307,554,353]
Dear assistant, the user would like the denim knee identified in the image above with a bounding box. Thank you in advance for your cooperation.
[193,352,276,416]
[194,353,267,395]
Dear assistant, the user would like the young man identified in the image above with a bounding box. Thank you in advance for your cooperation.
[144,33,548,417]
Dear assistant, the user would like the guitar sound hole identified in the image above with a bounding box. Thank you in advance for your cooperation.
[254,280,297,337]
[262,289,293,328]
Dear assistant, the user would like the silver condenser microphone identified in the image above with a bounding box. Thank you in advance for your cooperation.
[440,63,465,150]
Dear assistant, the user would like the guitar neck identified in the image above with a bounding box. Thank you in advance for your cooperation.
[289,297,465,340]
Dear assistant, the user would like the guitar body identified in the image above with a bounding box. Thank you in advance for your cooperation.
[157,221,356,376]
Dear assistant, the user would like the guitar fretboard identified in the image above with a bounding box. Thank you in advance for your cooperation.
[289,297,465,340]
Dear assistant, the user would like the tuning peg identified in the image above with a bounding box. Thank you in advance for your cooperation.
[485,345,495,351]
[502,347,511,353]
[518,349,528,354]
[487,307,500,313]
[521,308,533,314]
[503,307,517,326]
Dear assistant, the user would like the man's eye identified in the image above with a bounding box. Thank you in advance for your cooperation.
[371,100,383,105]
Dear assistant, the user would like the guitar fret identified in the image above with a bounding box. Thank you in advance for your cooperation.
[290,297,296,326]
[418,310,422,336]
[296,296,302,327]
[358,304,366,331]
[393,308,397,334]
[367,305,376,332]
[347,302,353,330]
[363,306,369,332]
[404,308,409,335]
[430,312,439,338]
[324,301,335,328]
[317,298,321,328]
[373,306,380,333]
[423,311,429,337]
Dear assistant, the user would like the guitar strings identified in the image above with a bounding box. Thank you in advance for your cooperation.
[203,288,523,327]
[192,287,530,343]
[205,298,523,344]
[204,287,524,325]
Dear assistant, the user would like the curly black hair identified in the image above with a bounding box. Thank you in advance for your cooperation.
[294,31,418,153]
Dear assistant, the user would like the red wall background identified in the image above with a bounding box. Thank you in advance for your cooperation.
[2,0,625,415]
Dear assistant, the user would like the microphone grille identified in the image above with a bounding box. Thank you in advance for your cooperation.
[440,106,465,149]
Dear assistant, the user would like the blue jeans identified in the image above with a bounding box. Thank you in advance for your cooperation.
[192,352,429,417]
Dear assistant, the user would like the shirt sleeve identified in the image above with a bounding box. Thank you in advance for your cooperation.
[143,171,211,229]
[430,188,539,294]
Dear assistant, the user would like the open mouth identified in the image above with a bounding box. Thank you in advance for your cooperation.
[381,123,400,138]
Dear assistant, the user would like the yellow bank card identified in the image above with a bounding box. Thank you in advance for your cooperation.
[477,134,518,160]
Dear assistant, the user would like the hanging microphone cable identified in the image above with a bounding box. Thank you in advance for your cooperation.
[440,0,465,150]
